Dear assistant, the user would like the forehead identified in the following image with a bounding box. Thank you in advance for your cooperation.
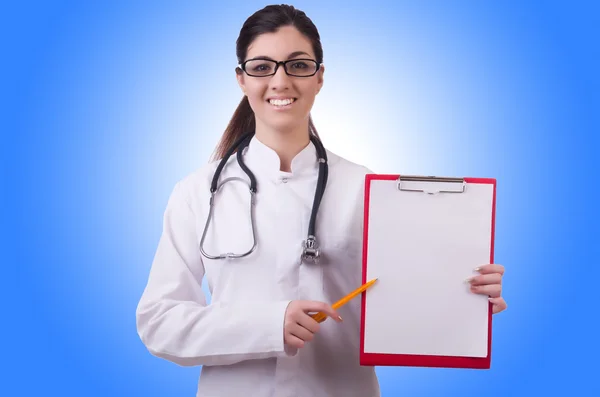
[246,25,314,59]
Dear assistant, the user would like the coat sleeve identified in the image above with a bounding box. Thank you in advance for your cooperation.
[136,181,297,367]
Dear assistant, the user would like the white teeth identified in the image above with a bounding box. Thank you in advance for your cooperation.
[269,98,295,106]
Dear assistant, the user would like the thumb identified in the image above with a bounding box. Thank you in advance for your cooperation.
[303,301,342,322]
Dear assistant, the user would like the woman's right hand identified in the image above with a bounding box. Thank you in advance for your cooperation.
[283,300,343,349]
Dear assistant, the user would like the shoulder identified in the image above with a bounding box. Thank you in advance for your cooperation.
[166,156,236,210]
[323,148,375,211]
[326,148,374,185]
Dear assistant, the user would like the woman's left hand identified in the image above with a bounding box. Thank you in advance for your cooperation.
[468,264,507,314]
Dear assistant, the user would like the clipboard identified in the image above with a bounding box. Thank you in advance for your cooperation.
[359,174,496,369]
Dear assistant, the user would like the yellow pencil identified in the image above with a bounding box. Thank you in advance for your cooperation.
[311,278,378,323]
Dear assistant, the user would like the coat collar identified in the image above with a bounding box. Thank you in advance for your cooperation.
[242,135,320,181]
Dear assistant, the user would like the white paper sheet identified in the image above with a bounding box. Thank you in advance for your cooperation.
[363,178,493,358]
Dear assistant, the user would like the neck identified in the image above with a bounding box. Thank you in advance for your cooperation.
[254,120,310,172]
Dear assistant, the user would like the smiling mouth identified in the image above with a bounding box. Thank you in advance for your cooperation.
[268,98,296,107]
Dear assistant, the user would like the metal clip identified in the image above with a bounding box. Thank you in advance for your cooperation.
[397,175,466,194]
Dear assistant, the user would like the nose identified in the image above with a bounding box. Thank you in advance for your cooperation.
[269,63,291,90]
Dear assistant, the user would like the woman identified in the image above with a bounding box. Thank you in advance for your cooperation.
[136,4,507,396]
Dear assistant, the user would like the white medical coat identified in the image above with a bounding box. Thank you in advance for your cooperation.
[136,136,381,396]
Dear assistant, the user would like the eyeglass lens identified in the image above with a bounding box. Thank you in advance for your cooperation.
[244,59,318,77]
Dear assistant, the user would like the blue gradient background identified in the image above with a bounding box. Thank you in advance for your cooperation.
[3,1,598,396]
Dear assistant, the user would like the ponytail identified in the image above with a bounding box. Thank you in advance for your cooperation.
[211,96,255,161]
[211,96,321,161]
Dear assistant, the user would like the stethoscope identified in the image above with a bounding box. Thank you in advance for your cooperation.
[199,131,328,264]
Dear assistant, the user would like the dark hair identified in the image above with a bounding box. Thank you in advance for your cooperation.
[211,4,323,161]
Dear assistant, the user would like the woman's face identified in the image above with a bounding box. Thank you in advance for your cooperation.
[236,25,324,134]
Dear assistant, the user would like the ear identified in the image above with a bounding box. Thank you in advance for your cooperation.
[236,68,247,96]
[315,64,325,95]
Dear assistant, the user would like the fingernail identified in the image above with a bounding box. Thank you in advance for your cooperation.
[474,266,482,272]
[465,277,474,284]
[338,315,343,321]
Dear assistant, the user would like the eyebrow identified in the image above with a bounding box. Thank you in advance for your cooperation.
[250,51,311,60]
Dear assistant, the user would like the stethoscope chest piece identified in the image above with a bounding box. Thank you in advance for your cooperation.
[301,235,320,264]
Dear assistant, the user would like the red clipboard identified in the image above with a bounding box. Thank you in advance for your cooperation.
[359,174,496,369]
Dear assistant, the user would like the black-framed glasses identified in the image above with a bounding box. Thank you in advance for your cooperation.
[238,58,321,77]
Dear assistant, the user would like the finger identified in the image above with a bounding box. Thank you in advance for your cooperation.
[288,323,315,342]
[470,283,501,298]
[285,333,305,349]
[489,297,507,313]
[298,314,321,333]
[467,273,502,286]
[475,264,504,275]
[301,301,342,322]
